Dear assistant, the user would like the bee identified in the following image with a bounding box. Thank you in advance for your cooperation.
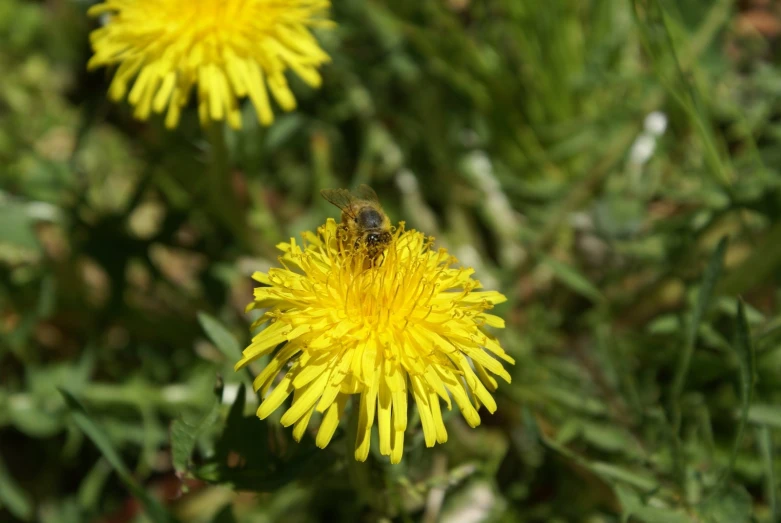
[320,184,392,259]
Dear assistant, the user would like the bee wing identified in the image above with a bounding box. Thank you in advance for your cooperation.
[320,188,358,219]
[355,184,380,204]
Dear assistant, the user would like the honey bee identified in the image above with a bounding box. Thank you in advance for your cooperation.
[321,184,392,259]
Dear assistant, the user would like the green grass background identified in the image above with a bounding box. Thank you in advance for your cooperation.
[2,0,781,521]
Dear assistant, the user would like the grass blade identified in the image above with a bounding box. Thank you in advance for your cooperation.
[719,300,756,485]
[759,426,778,522]
[198,311,243,362]
[541,254,605,304]
[668,237,727,490]
[60,390,173,523]
[671,237,728,406]
[0,453,32,521]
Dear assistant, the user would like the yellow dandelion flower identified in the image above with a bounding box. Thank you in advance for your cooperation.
[87,0,332,129]
[235,219,514,464]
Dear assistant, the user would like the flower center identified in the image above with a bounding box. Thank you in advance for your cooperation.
[322,231,462,339]
[114,0,277,66]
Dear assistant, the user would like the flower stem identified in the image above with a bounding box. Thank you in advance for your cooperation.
[346,406,376,508]
[205,122,252,251]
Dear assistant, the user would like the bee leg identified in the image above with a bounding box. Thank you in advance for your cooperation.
[333,224,351,255]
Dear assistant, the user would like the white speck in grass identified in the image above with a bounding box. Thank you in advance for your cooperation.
[629,134,656,166]
[644,111,668,136]
[629,111,668,168]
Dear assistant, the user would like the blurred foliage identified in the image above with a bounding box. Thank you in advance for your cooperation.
[2,0,781,521]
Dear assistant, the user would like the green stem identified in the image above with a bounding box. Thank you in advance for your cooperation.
[345,405,377,509]
[760,426,779,522]
[205,123,252,251]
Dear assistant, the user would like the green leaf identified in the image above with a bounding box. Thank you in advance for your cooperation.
[697,483,752,523]
[59,390,173,523]
[614,484,690,523]
[747,404,781,428]
[668,237,729,489]
[672,237,728,402]
[196,383,334,491]
[0,453,33,521]
[718,300,756,485]
[197,312,243,362]
[213,383,256,463]
[580,422,645,458]
[646,314,680,335]
[8,400,62,438]
[759,426,778,523]
[589,462,658,492]
[555,419,644,458]
[0,200,41,261]
[691,238,729,348]
[540,255,604,303]
[537,418,657,492]
[171,398,221,475]
[77,459,112,511]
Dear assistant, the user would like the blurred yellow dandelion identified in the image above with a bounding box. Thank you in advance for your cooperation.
[235,219,514,464]
[87,0,332,129]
